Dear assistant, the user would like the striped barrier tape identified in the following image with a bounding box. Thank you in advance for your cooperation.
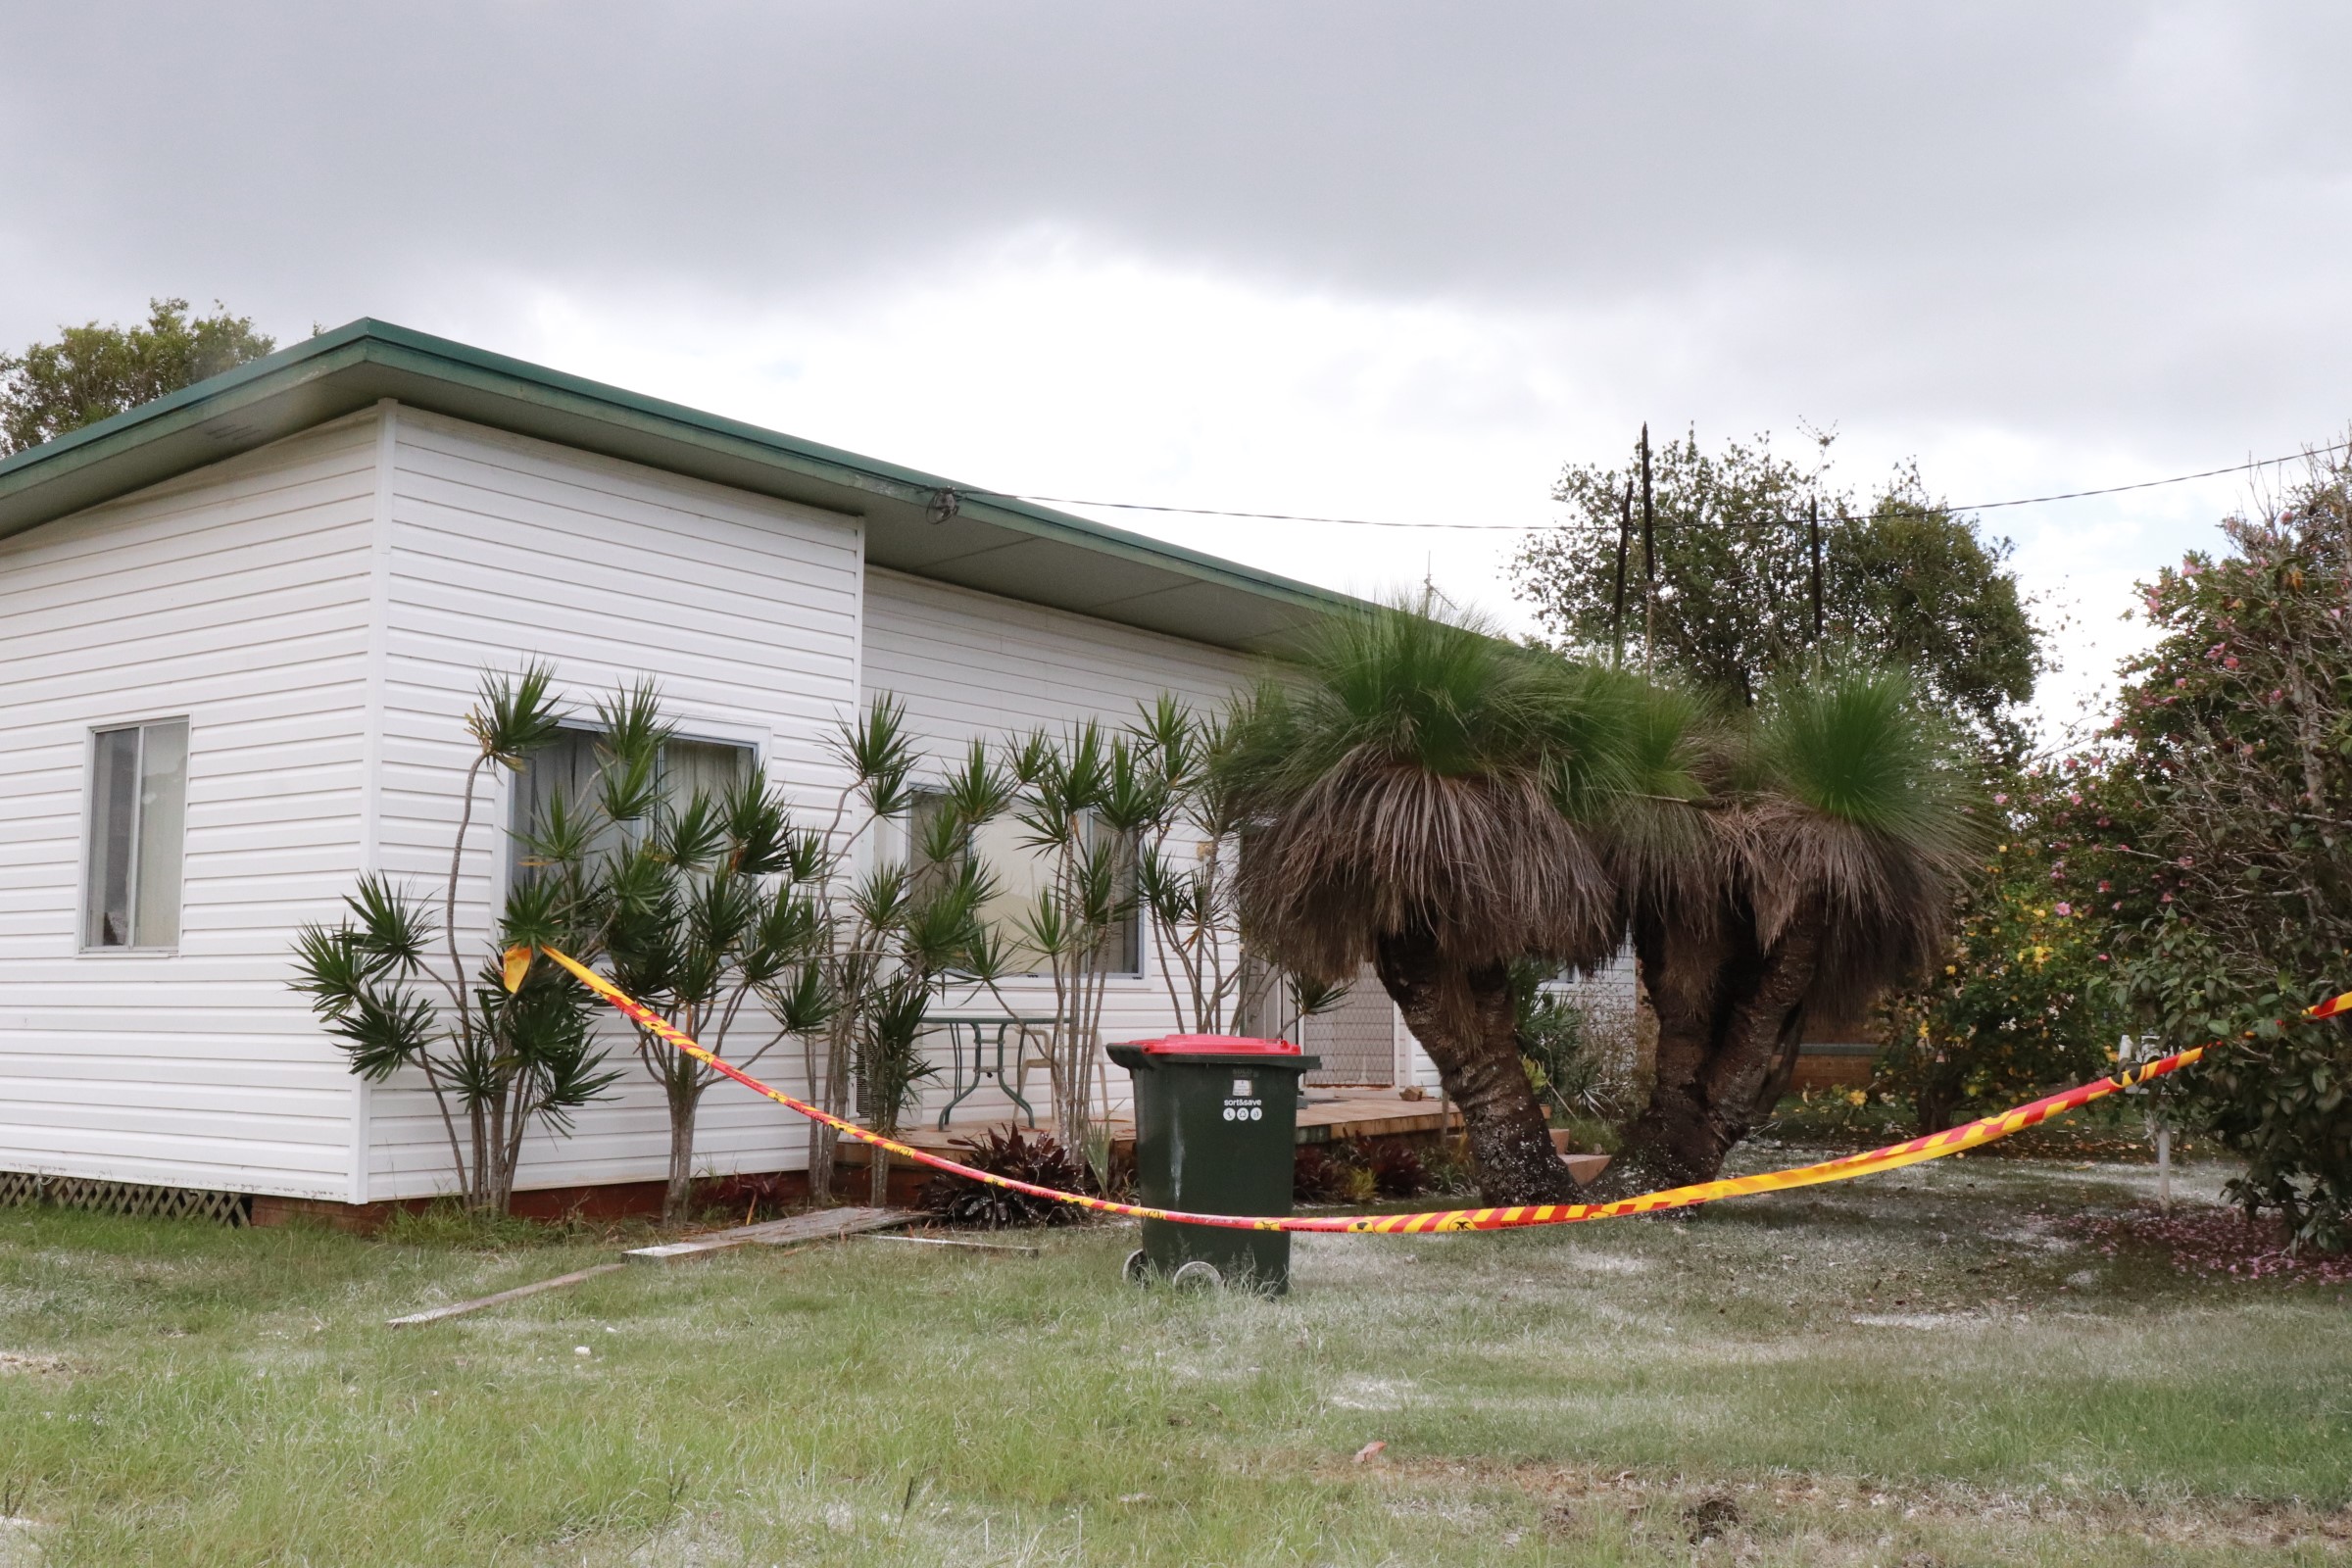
[522,945,2350,1235]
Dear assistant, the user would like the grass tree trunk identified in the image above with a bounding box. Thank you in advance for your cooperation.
[1596,909,1822,1198]
[1374,931,1581,1204]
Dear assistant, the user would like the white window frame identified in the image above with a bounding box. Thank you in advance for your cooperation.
[78,715,191,956]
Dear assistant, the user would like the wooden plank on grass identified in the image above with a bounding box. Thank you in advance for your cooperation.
[385,1262,625,1328]
[623,1205,914,1264]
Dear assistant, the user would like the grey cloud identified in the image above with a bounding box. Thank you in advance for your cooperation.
[3,3,2348,457]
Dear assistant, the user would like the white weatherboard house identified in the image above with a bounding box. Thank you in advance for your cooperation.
[0,320,1438,1218]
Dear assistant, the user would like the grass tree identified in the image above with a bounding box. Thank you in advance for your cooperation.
[1218,599,1636,1204]
[520,682,832,1223]
[291,667,620,1213]
[1597,662,1983,1194]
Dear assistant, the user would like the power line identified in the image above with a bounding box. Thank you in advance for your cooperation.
[991,438,2352,534]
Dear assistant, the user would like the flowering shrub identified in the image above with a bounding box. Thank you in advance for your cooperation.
[1877,768,2127,1133]
[2089,450,2352,1252]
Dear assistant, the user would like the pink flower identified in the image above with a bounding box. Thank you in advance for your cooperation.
[2270,689,2284,704]
[2161,893,2174,904]
[2097,954,2110,962]
[1992,792,2009,806]
[2225,657,2239,669]
[2098,880,2112,892]
[2175,677,2188,689]
[2055,903,2073,916]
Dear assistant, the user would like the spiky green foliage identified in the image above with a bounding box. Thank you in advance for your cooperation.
[1221,597,1634,983]
[291,673,611,1214]
[1740,662,1986,1018]
[1217,597,1642,1204]
[1600,655,1986,1194]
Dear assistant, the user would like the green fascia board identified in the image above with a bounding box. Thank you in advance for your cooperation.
[0,318,1361,648]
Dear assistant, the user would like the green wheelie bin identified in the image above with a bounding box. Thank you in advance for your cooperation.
[1106,1034,1320,1294]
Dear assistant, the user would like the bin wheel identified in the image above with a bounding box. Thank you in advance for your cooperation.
[1170,1260,1223,1292]
[1122,1249,1150,1285]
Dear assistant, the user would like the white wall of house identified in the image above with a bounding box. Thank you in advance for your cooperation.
[860,569,1262,1128]
[0,401,1430,1206]
[0,415,380,1200]
[362,408,867,1200]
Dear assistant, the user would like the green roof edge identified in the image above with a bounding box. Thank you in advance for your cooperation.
[0,318,1360,619]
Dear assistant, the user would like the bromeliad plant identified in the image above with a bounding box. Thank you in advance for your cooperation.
[291,666,620,1214]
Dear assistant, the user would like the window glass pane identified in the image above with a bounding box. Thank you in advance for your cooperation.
[132,720,188,947]
[953,810,1142,978]
[85,728,139,948]
[1087,814,1143,975]
[510,728,610,886]
[511,730,755,885]
[661,738,752,814]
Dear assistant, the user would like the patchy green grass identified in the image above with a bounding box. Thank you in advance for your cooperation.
[1,1152,2347,1566]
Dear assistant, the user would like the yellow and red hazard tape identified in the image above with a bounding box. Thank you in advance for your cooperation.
[522,945,2350,1236]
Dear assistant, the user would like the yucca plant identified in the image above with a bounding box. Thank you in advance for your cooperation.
[290,666,619,1213]
[1218,597,1640,1203]
[1596,660,1984,1193]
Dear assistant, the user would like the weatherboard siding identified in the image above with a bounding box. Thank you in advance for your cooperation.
[861,570,1263,1121]
[364,411,865,1200]
[0,415,380,1199]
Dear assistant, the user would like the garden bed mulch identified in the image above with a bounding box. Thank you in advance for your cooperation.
[2071,1202,2352,1284]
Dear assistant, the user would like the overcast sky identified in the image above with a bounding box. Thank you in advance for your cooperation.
[7,3,2347,738]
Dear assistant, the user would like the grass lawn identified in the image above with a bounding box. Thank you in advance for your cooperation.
[2,1148,2348,1566]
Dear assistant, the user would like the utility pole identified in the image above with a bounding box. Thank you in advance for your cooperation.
[1609,477,1632,664]
[1807,494,1824,641]
[1640,423,1655,676]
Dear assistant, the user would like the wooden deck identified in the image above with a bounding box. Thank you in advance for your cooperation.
[840,1087,1462,1165]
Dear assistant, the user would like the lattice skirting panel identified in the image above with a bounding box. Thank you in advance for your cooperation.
[0,1170,253,1227]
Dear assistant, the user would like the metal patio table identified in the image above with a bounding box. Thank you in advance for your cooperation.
[930,1012,1058,1129]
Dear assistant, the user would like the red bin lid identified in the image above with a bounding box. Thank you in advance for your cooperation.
[1129,1033,1301,1055]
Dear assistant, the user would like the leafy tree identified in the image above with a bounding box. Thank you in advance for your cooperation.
[1512,429,2042,759]
[1595,662,1984,1194]
[1218,598,1637,1203]
[1876,767,2127,1134]
[2092,449,2352,1250]
[290,667,618,1213]
[1,298,276,455]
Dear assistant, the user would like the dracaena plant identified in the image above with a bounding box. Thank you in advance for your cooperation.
[516,680,834,1223]
[1001,720,1163,1183]
[290,665,620,1213]
[802,701,1006,1207]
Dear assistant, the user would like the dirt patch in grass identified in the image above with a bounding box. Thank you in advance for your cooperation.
[1371,1457,2352,1557]
[2074,1203,2352,1285]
